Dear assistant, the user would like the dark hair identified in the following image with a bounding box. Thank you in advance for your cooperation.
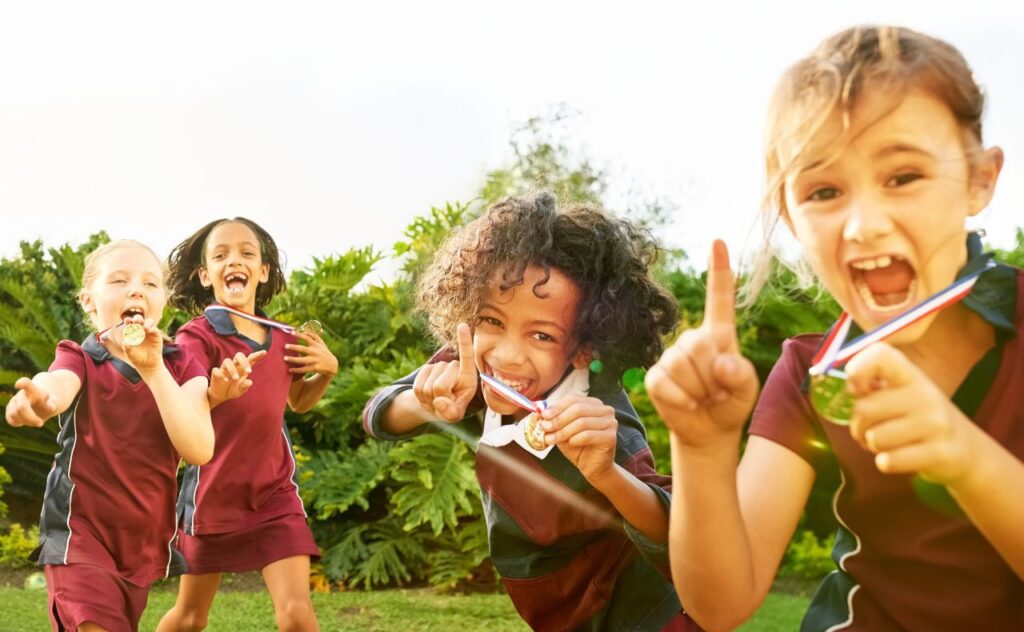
[167,217,287,314]
[417,193,678,390]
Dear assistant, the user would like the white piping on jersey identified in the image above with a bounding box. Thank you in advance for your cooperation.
[282,427,307,517]
[824,469,862,631]
[165,523,179,578]
[61,399,82,565]
[190,466,201,534]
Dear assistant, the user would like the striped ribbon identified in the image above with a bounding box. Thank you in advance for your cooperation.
[204,305,297,333]
[96,321,126,341]
[809,259,995,376]
[478,372,546,414]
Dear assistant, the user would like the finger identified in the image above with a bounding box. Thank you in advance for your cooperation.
[431,362,460,400]
[845,342,915,394]
[284,344,311,356]
[282,355,319,368]
[862,418,933,454]
[246,350,268,368]
[222,358,240,381]
[11,397,46,427]
[645,364,701,413]
[542,401,613,431]
[414,364,444,406]
[705,239,738,351]
[710,352,760,403]
[232,352,252,375]
[432,396,463,422]
[211,367,227,383]
[563,428,614,448]
[14,377,46,405]
[664,335,718,403]
[539,393,587,419]
[545,415,614,445]
[873,443,944,475]
[237,379,254,394]
[455,323,477,383]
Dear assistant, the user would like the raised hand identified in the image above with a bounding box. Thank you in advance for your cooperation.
[284,330,339,378]
[209,350,268,407]
[846,342,979,484]
[412,323,478,423]
[540,394,617,484]
[6,377,59,427]
[645,240,760,447]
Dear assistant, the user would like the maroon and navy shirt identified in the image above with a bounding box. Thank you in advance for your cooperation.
[364,353,683,631]
[36,336,207,586]
[750,243,1024,630]
[174,308,307,536]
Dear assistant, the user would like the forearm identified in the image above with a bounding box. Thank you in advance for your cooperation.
[143,369,214,465]
[378,389,434,435]
[32,371,81,415]
[590,464,668,543]
[670,434,761,630]
[948,427,1024,579]
[289,371,334,413]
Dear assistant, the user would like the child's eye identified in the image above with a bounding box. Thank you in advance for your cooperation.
[477,316,502,328]
[110,278,127,285]
[145,282,160,288]
[212,253,226,261]
[807,186,840,202]
[532,332,556,343]
[887,172,922,187]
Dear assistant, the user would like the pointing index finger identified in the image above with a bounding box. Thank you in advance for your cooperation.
[705,240,738,350]
[455,323,477,381]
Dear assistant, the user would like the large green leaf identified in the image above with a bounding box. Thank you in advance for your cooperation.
[388,434,479,536]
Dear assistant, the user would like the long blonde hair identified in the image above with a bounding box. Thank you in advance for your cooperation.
[78,240,166,328]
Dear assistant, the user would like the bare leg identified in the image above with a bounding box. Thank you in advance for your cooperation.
[154,573,222,632]
[261,556,319,632]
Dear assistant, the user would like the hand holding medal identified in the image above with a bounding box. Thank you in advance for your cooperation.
[117,316,164,376]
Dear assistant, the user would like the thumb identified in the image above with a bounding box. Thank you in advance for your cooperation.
[15,378,45,404]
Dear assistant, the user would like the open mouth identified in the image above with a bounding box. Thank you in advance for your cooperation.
[849,254,917,313]
[224,272,249,294]
[121,307,145,320]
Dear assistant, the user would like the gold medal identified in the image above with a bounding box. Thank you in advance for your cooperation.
[297,320,323,336]
[809,370,854,425]
[122,323,146,346]
[523,413,547,451]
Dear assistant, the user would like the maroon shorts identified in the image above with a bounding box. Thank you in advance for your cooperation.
[45,564,150,632]
[178,513,319,574]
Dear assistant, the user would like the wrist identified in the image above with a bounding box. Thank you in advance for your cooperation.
[137,363,170,383]
[587,463,622,492]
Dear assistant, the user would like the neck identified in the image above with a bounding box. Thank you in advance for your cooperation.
[897,303,995,394]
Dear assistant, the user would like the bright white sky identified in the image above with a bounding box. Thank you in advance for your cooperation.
[1,1,1021,280]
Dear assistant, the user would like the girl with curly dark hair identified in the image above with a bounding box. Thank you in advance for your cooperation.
[364,193,695,631]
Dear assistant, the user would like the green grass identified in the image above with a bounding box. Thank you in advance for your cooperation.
[0,586,808,631]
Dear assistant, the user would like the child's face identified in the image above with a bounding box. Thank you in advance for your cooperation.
[198,221,270,312]
[474,265,590,417]
[81,246,166,336]
[784,89,1001,340]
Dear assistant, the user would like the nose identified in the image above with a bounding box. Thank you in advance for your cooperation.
[842,195,894,244]
[489,335,526,369]
[127,283,144,298]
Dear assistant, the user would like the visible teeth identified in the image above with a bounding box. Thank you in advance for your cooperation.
[851,255,896,271]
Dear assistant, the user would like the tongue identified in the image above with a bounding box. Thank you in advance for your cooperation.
[861,260,914,294]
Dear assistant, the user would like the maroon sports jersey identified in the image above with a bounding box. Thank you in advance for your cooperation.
[750,258,1024,630]
[175,309,307,535]
[37,336,207,586]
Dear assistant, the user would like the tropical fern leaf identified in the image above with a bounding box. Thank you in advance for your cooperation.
[389,433,479,536]
[303,441,391,518]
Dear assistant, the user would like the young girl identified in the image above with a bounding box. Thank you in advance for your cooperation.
[645,26,1023,629]
[363,194,694,630]
[4,240,216,632]
[157,218,337,632]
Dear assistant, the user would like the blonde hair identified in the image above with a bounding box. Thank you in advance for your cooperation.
[742,25,985,305]
[78,240,166,325]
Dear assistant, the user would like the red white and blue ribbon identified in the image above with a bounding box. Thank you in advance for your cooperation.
[204,305,297,333]
[97,321,127,341]
[809,259,995,376]
[478,372,547,414]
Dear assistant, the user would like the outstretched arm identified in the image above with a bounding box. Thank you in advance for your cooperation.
[5,370,82,427]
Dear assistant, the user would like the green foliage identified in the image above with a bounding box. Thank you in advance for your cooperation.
[0,523,38,569]
[779,528,836,580]
[389,434,480,536]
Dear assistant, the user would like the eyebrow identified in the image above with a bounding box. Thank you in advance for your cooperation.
[872,143,935,160]
[209,241,260,250]
[529,319,568,335]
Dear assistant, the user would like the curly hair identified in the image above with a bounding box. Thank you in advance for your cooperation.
[417,193,678,390]
[167,217,287,314]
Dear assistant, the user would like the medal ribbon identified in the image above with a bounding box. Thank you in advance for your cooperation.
[204,305,298,333]
[96,321,126,341]
[478,373,546,414]
[809,259,996,376]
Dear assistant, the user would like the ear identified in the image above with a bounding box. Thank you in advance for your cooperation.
[197,267,211,288]
[570,345,593,370]
[259,263,270,284]
[967,146,1004,217]
[78,290,95,316]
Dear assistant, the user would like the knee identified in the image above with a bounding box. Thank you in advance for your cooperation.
[275,597,317,632]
